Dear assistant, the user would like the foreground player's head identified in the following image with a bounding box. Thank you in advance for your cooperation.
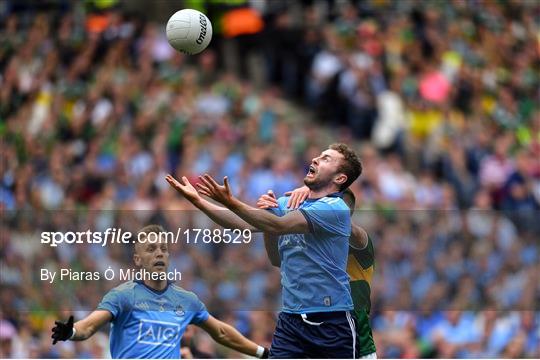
[133,224,169,273]
[342,188,356,216]
[304,143,362,193]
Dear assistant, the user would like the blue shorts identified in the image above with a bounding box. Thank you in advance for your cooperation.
[269,311,358,358]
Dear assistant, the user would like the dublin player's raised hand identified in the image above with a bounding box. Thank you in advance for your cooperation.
[257,190,278,209]
[51,315,74,345]
[196,174,233,205]
[285,186,310,209]
[166,175,201,204]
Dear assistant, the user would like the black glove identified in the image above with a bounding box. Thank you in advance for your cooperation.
[51,315,74,345]
[262,347,270,359]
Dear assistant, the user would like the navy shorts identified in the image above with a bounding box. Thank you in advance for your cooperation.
[269,311,358,358]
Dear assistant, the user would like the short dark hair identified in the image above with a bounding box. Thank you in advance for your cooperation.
[342,188,356,215]
[329,143,362,191]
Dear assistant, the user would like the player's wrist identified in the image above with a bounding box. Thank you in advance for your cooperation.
[191,196,203,207]
[69,327,76,340]
[226,196,240,210]
[255,345,269,358]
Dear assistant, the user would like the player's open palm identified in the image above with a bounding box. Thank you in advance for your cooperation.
[166,175,200,203]
[196,174,233,205]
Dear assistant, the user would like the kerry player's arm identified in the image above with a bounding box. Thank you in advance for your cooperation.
[198,316,268,358]
[166,174,259,232]
[350,223,369,249]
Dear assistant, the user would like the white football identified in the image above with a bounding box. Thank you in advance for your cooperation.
[166,9,212,55]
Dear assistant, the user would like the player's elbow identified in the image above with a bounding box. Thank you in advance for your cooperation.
[210,323,231,344]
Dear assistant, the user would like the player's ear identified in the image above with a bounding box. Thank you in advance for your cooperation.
[334,173,347,187]
[133,253,141,266]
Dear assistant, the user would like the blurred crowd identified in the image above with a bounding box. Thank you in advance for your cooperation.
[1,0,539,358]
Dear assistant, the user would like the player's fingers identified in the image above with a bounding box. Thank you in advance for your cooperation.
[286,195,293,208]
[182,176,195,188]
[197,186,211,197]
[256,201,269,209]
[299,192,309,206]
[223,176,230,192]
[287,192,298,208]
[284,191,292,196]
[260,195,274,202]
[203,174,220,188]
[199,175,215,190]
[267,190,276,199]
[257,201,272,209]
[195,183,211,194]
[199,189,211,197]
[165,175,180,189]
[291,194,301,209]
[263,195,278,206]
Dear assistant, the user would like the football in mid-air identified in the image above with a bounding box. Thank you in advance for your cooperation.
[166,9,212,55]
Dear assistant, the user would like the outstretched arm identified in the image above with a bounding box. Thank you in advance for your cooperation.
[166,175,259,232]
[197,174,310,235]
[52,311,112,344]
[197,315,268,358]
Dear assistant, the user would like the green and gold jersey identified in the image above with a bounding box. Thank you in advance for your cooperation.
[347,235,376,356]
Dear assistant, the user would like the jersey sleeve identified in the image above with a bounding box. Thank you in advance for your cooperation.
[97,289,124,320]
[299,199,351,236]
[189,296,210,325]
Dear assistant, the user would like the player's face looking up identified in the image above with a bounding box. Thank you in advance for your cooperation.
[304,143,362,193]
[133,236,169,273]
[304,149,348,191]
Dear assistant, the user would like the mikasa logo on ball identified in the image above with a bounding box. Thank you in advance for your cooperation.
[196,14,207,44]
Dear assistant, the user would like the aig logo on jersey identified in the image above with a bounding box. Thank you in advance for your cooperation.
[137,319,180,347]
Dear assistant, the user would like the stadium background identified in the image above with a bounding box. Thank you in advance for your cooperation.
[0,0,539,358]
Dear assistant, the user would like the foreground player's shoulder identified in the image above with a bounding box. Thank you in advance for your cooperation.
[112,280,137,292]
[170,284,204,304]
[104,280,137,299]
[106,280,137,300]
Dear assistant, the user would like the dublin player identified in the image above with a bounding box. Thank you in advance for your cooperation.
[166,143,363,358]
[51,225,269,359]
[258,187,377,358]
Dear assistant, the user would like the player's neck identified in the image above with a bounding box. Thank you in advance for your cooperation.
[308,185,340,199]
[144,279,168,292]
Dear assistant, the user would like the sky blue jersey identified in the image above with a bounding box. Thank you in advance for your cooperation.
[268,194,353,313]
[97,280,209,359]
